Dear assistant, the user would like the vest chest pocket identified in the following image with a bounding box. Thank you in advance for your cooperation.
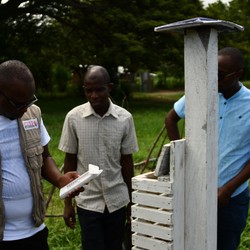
[26,146,44,170]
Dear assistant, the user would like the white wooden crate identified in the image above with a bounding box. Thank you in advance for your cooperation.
[132,140,185,250]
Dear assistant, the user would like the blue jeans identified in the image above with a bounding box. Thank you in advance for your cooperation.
[217,188,249,250]
[77,206,126,250]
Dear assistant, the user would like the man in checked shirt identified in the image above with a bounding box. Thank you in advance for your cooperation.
[59,65,138,250]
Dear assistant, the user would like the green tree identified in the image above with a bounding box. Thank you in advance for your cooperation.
[205,0,250,80]
[0,0,206,91]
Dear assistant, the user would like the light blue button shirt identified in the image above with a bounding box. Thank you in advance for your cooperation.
[173,83,250,197]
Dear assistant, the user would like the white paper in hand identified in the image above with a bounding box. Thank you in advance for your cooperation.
[59,164,103,199]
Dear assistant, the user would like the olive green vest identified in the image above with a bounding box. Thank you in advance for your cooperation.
[0,105,46,241]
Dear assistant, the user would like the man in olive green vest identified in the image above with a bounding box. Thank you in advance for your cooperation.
[0,60,80,250]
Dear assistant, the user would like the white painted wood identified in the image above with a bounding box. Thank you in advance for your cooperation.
[132,204,172,224]
[132,233,173,250]
[157,176,171,182]
[132,171,172,194]
[184,28,218,250]
[131,140,185,249]
[132,191,173,210]
[132,219,173,241]
[132,174,174,249]
[170,139,185,250]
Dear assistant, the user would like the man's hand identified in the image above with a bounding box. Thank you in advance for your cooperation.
[218,185,232,208]
[58,171,79,188]
[126,202,132,224]
[59,171,85,198]
[64,201,76,229]
[67,186,85,199]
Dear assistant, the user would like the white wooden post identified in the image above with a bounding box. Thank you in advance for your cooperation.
[154,18,244,250]
[184,27,218,250]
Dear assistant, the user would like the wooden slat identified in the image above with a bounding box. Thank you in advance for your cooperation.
[132,219,173,241]
[132,172,172,194]
[132,191,173,210]
[132,204,172,225]
[132,233,173,250]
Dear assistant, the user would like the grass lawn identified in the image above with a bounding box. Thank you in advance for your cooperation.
[38,90,250,250]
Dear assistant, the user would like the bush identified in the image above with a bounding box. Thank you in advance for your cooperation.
[111,79,133,107]
[154,72,184,90]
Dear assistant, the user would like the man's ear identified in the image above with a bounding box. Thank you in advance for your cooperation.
[238,68,244,78]
[108,82,113,92]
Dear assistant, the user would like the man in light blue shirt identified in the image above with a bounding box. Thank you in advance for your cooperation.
[165,47,250,250]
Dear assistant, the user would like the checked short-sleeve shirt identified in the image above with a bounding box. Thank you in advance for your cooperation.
[59,100,138,213]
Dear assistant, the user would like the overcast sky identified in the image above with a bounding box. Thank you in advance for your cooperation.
[202,0,231,7]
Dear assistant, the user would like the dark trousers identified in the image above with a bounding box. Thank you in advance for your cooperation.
[77,206,126,250]
[218,188,249,250]
[0,226,49,250]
